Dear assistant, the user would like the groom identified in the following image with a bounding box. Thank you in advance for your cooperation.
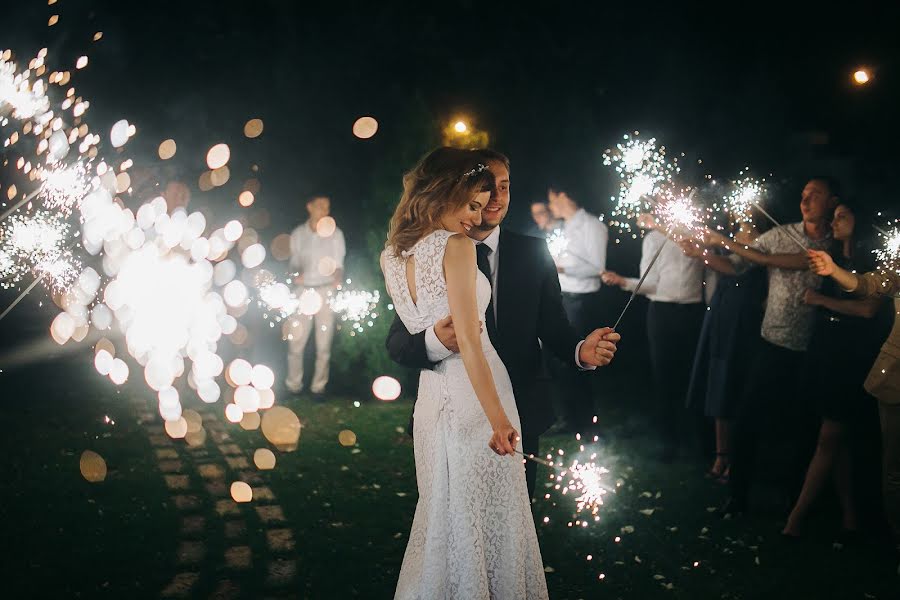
[386,148,621,498]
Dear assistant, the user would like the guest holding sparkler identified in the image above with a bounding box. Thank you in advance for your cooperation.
[683,220,767,482]
[809,227,900,552]
[604,213,705,461]
[781,202,891,538]
[696,177,839,515]
[547,183,609,434]
[283,195,346,401]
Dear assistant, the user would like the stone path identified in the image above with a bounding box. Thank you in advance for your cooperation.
[132,400,300,599]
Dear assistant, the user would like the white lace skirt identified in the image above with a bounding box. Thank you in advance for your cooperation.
[394,352,549,600]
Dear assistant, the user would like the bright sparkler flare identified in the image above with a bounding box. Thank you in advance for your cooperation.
[874,223,900,275]
[546,450,612,520]
[565,460,611,516]
[328,287,380,334]
[603,133,680,231]
[39,161,93,214]
[654,190,707,241]
[0,210,79,291]
[546,228,568,259]
[0,54,51,120]
[725,175,766,225]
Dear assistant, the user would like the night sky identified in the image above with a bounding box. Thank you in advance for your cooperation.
[3,1,899,263]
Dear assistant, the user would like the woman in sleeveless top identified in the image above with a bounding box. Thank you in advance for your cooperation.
[380,147,548,599]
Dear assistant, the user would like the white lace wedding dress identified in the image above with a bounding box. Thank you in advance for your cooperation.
[381,229,548,600]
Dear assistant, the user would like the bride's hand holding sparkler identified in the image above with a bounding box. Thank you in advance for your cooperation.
[489,419,519,457]
[808,249,835,276]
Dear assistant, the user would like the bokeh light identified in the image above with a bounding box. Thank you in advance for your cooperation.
[165,417,188,439]
[352,116,378,139]
[261,406,301,451]
[206,143,230,169]
[79,450,107,483]
[372,375,401,401]
[225,403,243,423]
[158,139,176,160]
[244,118,264,138]
[238,191,254,207]
[240,411,261,430]
[315,216,336,238]
[338,429,357,447]
[254,448,276,470]
[230,481,253,503]
[271,234,292,261]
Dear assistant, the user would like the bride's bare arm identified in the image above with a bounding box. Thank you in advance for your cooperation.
[444,234,517,456]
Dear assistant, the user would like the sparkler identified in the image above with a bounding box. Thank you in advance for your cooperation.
[873,222,900,275]
[610,190,704,330]
[603,133,679,232]
[515,448,614,518]
[654,188,707,241]
[749,201,807,250]
[724,174,766,225]
[611,240,665,331]
[0,210,80,292]
[38,160,93,214]
[328,286,380,334]
[546,228,568,260]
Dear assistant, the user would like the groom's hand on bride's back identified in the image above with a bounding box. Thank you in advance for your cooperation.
[580,327,621,367]
[434,315,483,354]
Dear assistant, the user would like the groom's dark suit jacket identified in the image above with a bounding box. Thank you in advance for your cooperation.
[386,228,583,438]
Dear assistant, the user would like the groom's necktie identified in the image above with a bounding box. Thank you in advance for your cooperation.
[476,242,499,344]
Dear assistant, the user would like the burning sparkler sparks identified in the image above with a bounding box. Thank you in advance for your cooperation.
[530,445,614,522]
[874,221,900,275]
[723,174,766,226]
[653,189,707,241]
[0,210,80,291]
[603,133,679,232]
[328,285,380,335]
[39,160,93,214]
[546,228,568,259]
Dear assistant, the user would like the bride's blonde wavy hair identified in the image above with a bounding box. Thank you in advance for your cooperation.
[387,147,495,256]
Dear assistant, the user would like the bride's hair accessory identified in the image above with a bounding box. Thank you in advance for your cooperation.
[461,163,488,180]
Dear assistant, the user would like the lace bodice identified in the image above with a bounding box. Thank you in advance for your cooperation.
[381,229,492,338]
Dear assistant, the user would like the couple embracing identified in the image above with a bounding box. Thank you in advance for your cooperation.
[381,147,620,598]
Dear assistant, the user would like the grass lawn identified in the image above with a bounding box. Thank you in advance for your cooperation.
[0,350,897,599]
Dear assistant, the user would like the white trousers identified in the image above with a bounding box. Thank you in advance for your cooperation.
[284,303,335,394]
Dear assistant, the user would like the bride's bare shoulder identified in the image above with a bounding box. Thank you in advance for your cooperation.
[445,233,474,254]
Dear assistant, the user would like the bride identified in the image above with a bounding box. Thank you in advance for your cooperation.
[381,147,549,599]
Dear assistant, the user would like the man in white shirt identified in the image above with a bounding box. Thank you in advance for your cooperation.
[546,184,609,433]
[603,214,705,461]
[284,196,346,400]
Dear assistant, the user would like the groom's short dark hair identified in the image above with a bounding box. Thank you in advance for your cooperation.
[477,148,510,175]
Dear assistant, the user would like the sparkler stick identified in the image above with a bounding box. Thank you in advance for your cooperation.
[513,449,616,492]
[0,273,44,322]
[751,201,807,250]
[611,239,666,330]
[0,188,41,223]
